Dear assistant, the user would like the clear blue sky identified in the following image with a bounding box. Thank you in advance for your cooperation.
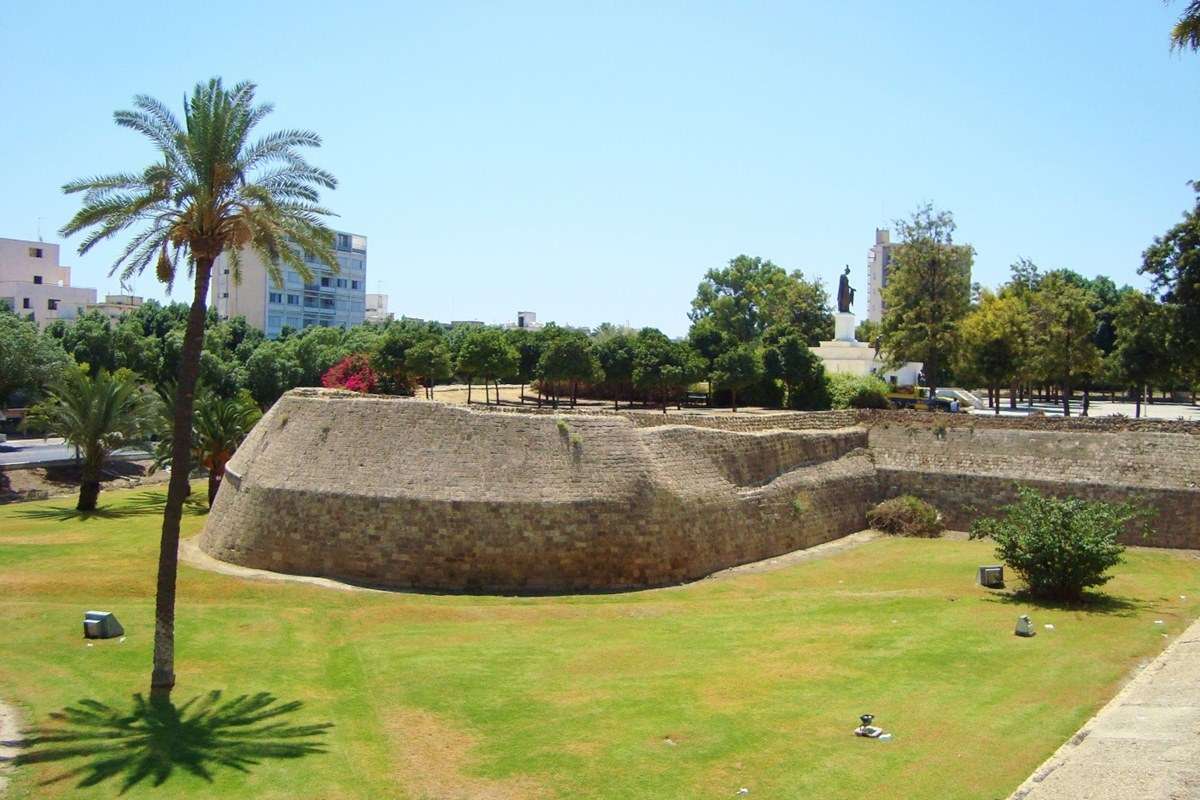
[2,2,1196,336]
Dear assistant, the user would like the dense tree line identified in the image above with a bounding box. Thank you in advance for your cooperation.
[5,190,1198,423]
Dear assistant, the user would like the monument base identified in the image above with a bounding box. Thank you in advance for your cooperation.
[811,313,923,387]
[834,312,856,342]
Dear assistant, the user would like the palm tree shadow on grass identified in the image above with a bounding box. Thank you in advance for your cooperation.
[12,690,331,794]
[15,490,209,522]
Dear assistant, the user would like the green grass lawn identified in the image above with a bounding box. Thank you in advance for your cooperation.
[2,486,1198,800]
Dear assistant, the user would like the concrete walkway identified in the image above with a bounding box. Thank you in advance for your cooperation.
[1009,616,1200,799]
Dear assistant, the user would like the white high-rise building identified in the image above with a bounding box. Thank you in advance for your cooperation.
[364,293,392,324]
[0,237,97,327]
[866,228,894,323]
[210,230,367,338]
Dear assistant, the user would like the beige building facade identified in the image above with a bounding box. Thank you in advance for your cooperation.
[866,228,893,323]
[0,237,97,327]
[210,231,367,337]
[87,293,144,322]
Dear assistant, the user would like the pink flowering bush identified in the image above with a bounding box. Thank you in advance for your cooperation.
[321,354,378,393]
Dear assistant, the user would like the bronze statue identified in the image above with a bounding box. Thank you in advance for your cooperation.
[837,265,855,314]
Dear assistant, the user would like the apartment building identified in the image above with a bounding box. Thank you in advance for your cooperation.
[0,237,97,327]
[210,231,367,337]
[866,228,893,323]
[365,293,392,324]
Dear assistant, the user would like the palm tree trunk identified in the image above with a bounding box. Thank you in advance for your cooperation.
[77,453,102,511]
[151,256,212,697]
[207,462,224,507]
[467,380,472,404]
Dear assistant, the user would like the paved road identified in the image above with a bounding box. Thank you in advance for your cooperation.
[0,438,152,467]
[968,399,1200,421]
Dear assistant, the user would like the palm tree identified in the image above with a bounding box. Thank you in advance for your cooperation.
[28,369,155,511]
[1172,1,1200,51]
[152,387,262,507]
[61,78,338,696]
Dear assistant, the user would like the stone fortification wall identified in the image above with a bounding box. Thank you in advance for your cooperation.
[199,391,1200,593]
[199,391,876,593]
[869,425,1200,547]
[619,409,859,431]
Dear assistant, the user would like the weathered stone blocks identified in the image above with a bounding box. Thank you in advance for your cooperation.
[198,390,1200,594]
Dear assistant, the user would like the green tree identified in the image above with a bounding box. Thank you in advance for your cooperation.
[244,340,302,407]
[505,327,544,404]
[371,322,424,394]
[27,368,155,511]
[292,327,349,387]
[596,332,637,410]
[854,318,880,345]
[633,328,703,413]
[61,78,338,695]
[970,487,1145,602]
[456,328,518,405]
[538,334,603,408]
[0,308,70,407]
[879,204,974,398]
[957,291,1030,414]
[46,311,118,375]
[763,332,831,410]
[1141,183,1200,400]
[1109,291,1171,418]
[1028,273,1101,416]
[689,255,832,349]
[406,337,454,400]
[711,345,763,412]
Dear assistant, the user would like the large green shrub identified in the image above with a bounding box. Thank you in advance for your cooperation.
[969,487,1148,601]
[867,495,944,537]
[827,373,891,409]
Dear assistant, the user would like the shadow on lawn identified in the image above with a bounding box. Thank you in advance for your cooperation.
[10,690,331,794]
[982,589,1146,616]
[14,490,208,522]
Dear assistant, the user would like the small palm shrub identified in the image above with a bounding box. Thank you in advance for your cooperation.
[969,487,1147,601]
[867,495,944,537]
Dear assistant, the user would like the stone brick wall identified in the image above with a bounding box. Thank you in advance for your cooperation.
[198,390,1200,594]
[869,425,1200,547]
[619,409,860,431]
[200,391,875,593]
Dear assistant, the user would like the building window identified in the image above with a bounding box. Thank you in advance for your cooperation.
[336,234,352,251]
[287,294,300,305]
[269,292,283,303]
[336,278,347,288]
[28,247,43,258]
[320,276,331,287]
[47,298,59,311]
[321,298,335,308]
[351,280,360,290]
[221,292,229,298]
[33,275,43,284]
[22,298,30,309]
[223,268,229,275]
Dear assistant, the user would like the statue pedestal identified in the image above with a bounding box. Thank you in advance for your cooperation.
[834,312,856,342]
